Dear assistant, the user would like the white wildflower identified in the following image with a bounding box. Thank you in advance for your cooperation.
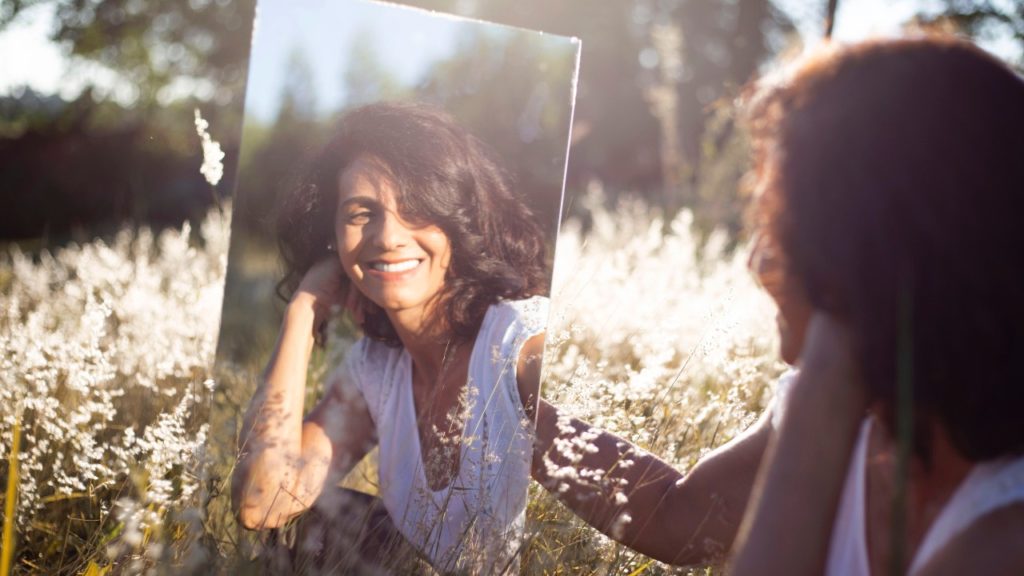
[609,512,632,540]
[0,207,228,543]
[194,108,225,186]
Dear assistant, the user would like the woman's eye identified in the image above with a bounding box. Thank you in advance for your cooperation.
[347,210,373,225]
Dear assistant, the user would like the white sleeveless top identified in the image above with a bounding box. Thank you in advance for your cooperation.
[773,373,1024,575]
[337,296,548,572]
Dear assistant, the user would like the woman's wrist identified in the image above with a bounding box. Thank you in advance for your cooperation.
[283,295,322,346]
[287,291,320,319]
[793,314,864,409]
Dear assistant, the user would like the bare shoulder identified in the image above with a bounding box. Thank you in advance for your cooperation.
[516,333,545,419]
[915,503,1024,576]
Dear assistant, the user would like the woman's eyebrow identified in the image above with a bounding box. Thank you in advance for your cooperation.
[338,196,380,209]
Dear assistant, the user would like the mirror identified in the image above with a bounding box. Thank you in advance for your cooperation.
[211,0,579,572]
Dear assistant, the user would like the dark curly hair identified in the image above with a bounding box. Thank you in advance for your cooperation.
[276,101,549,347]
[745,37,1024,462]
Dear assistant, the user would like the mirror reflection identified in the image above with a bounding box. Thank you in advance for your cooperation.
[214,0,579,572]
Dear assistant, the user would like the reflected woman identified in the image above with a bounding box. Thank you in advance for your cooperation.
[231,102,552,572]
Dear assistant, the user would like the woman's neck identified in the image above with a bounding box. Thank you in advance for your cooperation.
[912,421,974,509]
[387,306,458,384]
[865,409,975,575]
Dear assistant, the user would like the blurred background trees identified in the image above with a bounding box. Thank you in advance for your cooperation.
[2,0,1022,245]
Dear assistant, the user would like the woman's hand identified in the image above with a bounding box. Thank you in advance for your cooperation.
[292,259,346,341]
[730,311,866,576]
[797,312,859,393]
[292,258,366,344]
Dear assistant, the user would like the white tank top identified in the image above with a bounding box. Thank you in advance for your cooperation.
[773,373,1024,574]
[337,296,548,572]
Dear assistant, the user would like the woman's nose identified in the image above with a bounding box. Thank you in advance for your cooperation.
[372,210,411,250]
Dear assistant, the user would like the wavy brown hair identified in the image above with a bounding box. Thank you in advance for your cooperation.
[276,102,549,346]
[745,37,1024,462]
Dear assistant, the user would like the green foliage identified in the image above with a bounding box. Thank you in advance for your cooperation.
[343,28,408,107]
[417,29,577,234]
[0,90,238,243]
[6,0,1024,240]
[1,0,256,106]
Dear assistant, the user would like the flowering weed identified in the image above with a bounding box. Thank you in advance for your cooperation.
[0,210,228,574]
[1,183,782,574]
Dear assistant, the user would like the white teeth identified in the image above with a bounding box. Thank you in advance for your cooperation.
[370,259,419,273]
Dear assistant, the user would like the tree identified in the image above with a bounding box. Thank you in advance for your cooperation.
[342,28,406,107]
[1,0,256,106]
[416,29,578,237]
[397,0,792,210]
[235,46,323,238]
[920,0,1024,68]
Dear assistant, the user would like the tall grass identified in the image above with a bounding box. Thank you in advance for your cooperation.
[2,421,19,576]
[1,189,783,574]
[523,189,784,574]
[0,211,228,574]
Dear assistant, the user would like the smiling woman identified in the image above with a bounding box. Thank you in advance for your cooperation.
[334,156,455,327]
[276,102,551,347]
[231,102,553,572]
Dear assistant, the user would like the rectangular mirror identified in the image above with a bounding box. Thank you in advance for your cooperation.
[211,0,579,572]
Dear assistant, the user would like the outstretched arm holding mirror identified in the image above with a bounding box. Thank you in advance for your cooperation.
[516,328,772,567]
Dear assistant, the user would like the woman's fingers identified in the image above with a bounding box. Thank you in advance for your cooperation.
[298,259,345,301]
[784,311,867,426]
[294,258,346,342]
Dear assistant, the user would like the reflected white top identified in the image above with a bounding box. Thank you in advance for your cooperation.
[338,296,548,571]
[773,373,1024,575]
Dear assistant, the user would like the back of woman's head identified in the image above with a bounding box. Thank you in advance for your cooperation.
[748,36,1024,461]
[277,101,549,345]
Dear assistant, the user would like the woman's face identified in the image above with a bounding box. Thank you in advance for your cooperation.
[749,234,813,365]
[334,156,452,321]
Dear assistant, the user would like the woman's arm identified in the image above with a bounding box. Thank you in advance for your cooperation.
[729,313,866,575]
[517,335,770,566]
[232,260,375,530]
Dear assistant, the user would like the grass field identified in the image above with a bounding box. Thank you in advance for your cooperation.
[1,191,784,574]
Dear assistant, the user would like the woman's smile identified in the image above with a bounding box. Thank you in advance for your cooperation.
[367,259,422,275]
[360,256,428,285]
[368,258,419,272]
